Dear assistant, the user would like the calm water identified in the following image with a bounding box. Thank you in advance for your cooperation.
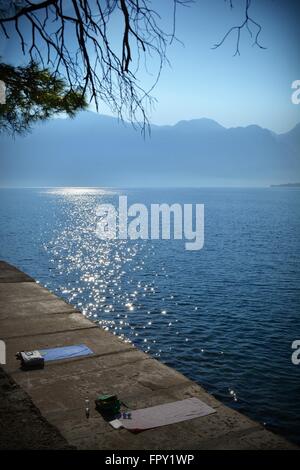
[0,187,299,444]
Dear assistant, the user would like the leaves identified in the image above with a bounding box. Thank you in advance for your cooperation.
[0,62,87,135]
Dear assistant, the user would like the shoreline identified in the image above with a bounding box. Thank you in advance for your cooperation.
[0,260,298,450]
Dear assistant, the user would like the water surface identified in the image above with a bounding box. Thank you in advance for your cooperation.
[0,187,299,444]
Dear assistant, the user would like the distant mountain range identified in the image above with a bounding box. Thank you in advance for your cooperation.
[270,183,300,187]
[0,112,299,187]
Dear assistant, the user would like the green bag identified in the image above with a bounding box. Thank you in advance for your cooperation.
[95,394,121,414]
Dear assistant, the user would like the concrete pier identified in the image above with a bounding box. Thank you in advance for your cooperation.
[0,261,297,450]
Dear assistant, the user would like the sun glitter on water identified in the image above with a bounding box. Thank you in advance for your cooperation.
[45,187,118,196]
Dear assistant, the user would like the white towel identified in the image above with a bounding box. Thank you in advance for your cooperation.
[113,397,216,432]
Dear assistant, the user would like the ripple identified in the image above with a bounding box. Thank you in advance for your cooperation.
[0,187,300,444]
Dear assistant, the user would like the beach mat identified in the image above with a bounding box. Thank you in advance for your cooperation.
[39,344,93,362]
[117,397,216,432]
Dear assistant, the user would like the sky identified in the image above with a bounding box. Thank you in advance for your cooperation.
[133,0,300,133]
[1,0,299,133]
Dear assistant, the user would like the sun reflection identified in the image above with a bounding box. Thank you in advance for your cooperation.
[44,187,118,196]
[43,190,197,370]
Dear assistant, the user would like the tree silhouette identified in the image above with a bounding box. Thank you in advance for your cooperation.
[213,0,265,56]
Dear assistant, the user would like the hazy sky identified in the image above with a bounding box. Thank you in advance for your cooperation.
[132,0,300,133]
[1,0,300,133]
[1,1,300,187]
[95,0,300,133]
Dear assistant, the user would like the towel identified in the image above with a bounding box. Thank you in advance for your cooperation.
[112,397,216,432]
[39,344,93,362]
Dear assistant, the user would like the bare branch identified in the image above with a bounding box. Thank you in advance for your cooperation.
[213,0,266,56]
[0,0,190,134]
[0,0,265,134]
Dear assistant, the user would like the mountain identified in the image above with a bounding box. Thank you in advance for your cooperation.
[0,112,299,187]
[277,123,300,155]
[270,183,300,187]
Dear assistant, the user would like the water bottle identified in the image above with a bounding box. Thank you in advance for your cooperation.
[85,398,90,419]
